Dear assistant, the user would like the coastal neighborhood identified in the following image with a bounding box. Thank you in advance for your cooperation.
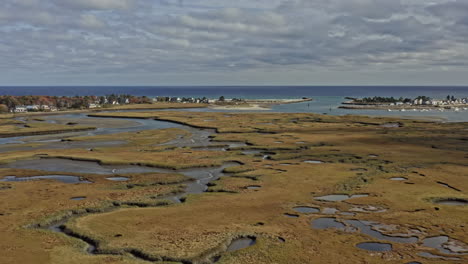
[0,94,313,113]
[341,95,468,111]
[0,94,213,113]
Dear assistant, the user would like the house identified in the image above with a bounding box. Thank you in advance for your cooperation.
[40,105,50,111]
[12,106,27,113]
[88,103,98,109]
[26,105,40,111]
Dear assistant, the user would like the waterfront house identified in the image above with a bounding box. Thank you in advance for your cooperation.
[40,105,50,111]
[26,105,40,111]
[12,106,27,113]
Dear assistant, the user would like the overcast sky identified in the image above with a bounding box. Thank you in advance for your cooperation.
[0,0,467,86]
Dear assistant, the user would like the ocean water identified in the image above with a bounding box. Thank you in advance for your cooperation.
[0,86,467,98]
[1,86,467,121]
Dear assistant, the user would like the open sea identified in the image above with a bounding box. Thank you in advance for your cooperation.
[1,86,467,122]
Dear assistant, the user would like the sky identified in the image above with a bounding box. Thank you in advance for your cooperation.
[0,0,467,86]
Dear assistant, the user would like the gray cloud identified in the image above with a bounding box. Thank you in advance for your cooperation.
[0,0,467,85]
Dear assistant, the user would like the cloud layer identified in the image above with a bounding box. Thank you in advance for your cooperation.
[0,0,467,85]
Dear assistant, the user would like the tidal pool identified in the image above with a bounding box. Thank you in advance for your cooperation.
[434,199,467,206]
[293,206,320,214]
[381,123,401,128]
[311,218,345,230]
[390,177,408,181]
[322,208,339,214]
[314,194,368,202]
[284,213,299,218]
[421,235,468,255]
[106,177,130,181]
[226,237,256,252]
[344,220,418,243]
[357,242,392,252]
[1,175,91,184]
[418,252,460,260]
[304,160,324,164]
[242,150,263,155]
[71,196,86,201]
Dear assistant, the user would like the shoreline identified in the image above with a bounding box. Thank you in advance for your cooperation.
[210,98,313,111]
[339,104,468,111]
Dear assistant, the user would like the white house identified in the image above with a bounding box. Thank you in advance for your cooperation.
[13,106,27,113]
[26,105,40,111]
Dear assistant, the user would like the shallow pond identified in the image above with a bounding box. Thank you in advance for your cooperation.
[344,220,418,244]
[293,206,320,214]
[304,160,324,164]
[390,177,408,181]
[311,218,345,230]
[106,177,130,181]
[434,199,467,206]
[1,175,91,184]
[242,150,263,155]
[357,242,392,252]
[381,123,401,128]
[226,237,256,252]
[71,196,87,201]
[417,252,460,260]
[314,194,368,202]
[284,213,299,218]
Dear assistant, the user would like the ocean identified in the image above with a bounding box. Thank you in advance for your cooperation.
[1,86,467,122]
[0,86,467,98]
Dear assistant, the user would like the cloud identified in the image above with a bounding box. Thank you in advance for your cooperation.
[79,14,106,28]
[0,0,467,85]
[57,0,135,10]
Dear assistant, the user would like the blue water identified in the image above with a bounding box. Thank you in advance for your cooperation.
[1,86,467,121]
[0,86,467,98]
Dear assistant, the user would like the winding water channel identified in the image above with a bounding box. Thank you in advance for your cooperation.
[1,111,255,263]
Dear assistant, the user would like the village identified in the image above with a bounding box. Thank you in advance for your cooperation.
[0,94,231,113]
[341,95,468,111]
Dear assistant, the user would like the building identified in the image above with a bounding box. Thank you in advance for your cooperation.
[40,105,50,111]
[12,106,27,113]
[26,105,40,111]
